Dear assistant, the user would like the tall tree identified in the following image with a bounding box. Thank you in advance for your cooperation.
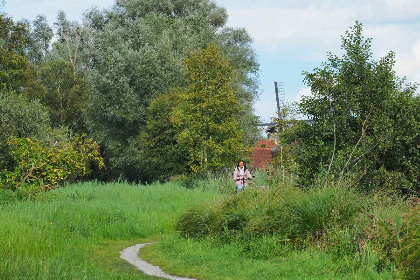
[86,0,259,180]
[24,15,53,64]
[39,60,88,133]
[141,45,245,181]
[286,22,419,192]
[45,11,95,75]
[0,14,41,95]
[173,44,245,173]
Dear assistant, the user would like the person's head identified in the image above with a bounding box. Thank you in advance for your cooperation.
[237,160,244,168]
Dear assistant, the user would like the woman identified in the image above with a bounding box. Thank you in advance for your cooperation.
[233,160,252,192]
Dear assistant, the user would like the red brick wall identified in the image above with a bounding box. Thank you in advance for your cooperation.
[250,140,276,168]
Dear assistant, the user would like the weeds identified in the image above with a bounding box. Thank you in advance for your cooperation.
[176,176,416,277]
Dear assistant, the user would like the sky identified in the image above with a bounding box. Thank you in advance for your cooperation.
[2,0,420,123]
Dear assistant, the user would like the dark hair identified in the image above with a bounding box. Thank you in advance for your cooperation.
[237,160,246,171]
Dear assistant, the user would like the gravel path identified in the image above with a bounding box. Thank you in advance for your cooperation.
[120,242,197,280]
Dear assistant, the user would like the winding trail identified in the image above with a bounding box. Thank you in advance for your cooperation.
[120,242,197,280]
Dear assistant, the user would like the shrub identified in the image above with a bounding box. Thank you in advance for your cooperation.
[176,183,363,244]
[176,203,217,239]
[286,186,362,238]
[0,135,104,196]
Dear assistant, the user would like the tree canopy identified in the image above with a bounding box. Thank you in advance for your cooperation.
[284,22,419,192]
[173,44,245,173]
[85,0,259,180]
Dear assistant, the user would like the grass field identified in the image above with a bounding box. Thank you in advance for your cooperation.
[0,181,221,279]
[0,180,408,279]
[142,235,396,280]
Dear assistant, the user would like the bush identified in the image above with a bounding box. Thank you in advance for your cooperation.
[176,203,217,239]
[0,92,51,141]
[288,186,362,237]
[0,136,104,197]
[176,183,363,243]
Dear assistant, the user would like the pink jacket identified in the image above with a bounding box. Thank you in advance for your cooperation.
[233,167,252,186]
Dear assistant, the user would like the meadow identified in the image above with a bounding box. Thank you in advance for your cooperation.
[0,181,221,279]
[1,173,417,279]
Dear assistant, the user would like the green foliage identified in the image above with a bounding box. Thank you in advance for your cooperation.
[0,14,42,95]
[172,44,245,173]
[0,91,51,141]
[175,176,418,276]
[24,14,54,64]
[45,10,95,74]
[140,45,247,181]
[217,27,261,145]
[86,0,259,180]
[0,136,104,196]
[272,103,299,176]
[0,91,52,170]
[139,89,187,182]
[176,183,362,241]
[39,60,88,133]
[283,22,420,192]
[397,197,420,279]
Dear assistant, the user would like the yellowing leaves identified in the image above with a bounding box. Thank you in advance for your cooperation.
[1,135,104,193]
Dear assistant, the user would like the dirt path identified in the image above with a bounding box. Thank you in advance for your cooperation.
[120,242,197,280]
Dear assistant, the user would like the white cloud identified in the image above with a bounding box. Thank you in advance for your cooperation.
[394,40,420,85]
[287,87,312,103]
[224,3,420,85]
[384,0,420,18]
[227,6,353,54]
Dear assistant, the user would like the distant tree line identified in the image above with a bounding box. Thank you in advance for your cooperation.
[2,0,417,194]
[0,0,261,190]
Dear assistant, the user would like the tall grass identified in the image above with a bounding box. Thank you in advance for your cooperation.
[177,182,363,241]
[0,181,221,279]
[174,178,414,278]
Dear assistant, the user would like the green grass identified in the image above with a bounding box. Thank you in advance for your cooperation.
[169,183,407,279]
[142,234,397,280]
[0,179,410,279]
[0,181,221,279]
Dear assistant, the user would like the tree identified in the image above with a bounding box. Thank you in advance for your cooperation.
[0,91,51,171]
[0,14,41,95]
[86,0,259,180]
[217,28,260,145]
[139,89,187,182]
[38,60,88,133]
[287,22,419,192]
[172,44,245,173]
[24,15,53,64]
[140,45,245,180]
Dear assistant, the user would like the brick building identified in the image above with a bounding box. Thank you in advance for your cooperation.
[250,139,278,168]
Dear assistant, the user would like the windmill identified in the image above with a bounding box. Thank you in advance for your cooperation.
[274,81,285,118]
[258,81,285,127]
